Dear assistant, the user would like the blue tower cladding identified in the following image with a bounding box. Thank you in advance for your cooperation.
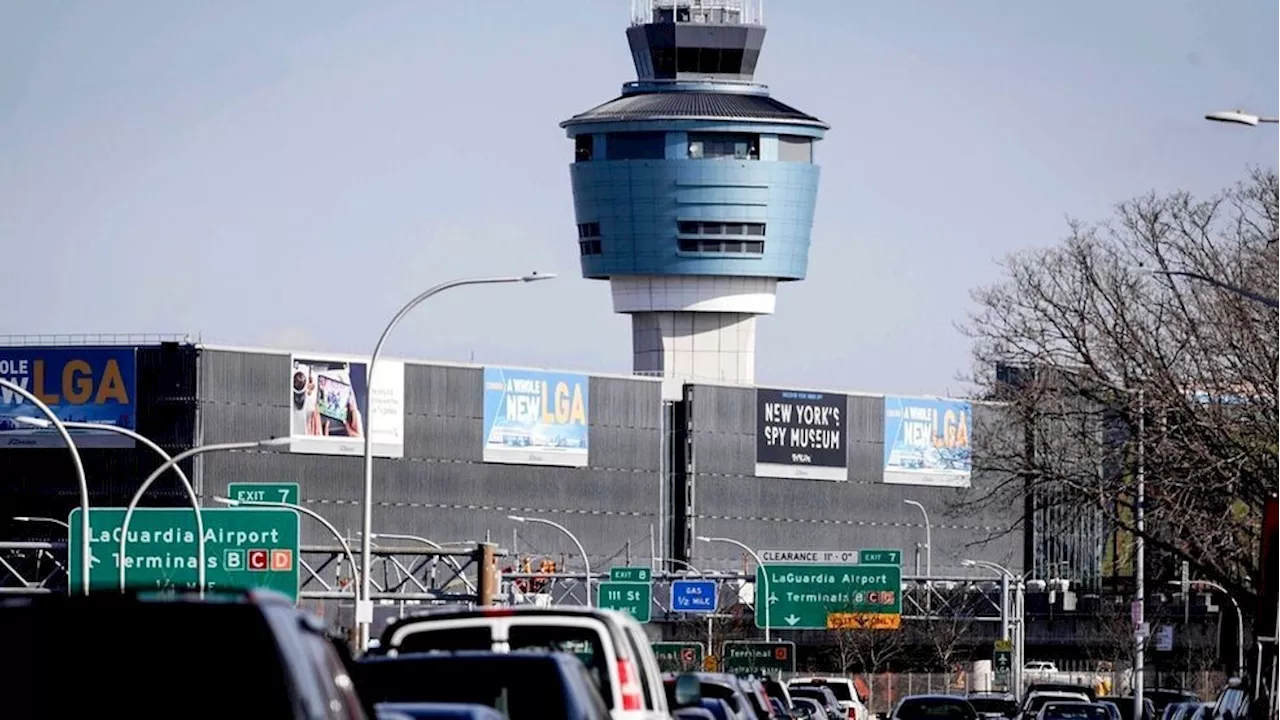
[562,0,828,386]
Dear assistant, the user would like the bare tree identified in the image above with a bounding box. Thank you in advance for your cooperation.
[959,169,1279,608]
[918,604,977,672]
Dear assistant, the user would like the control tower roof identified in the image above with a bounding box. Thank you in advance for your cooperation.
[560,88,827,129]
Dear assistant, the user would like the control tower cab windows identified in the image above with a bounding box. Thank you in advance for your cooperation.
[688,133,759,160]
[575,135,594,162]
[677,220,765,254]
[778,135,814,163]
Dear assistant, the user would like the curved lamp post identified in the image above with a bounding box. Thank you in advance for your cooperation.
[0,378,91,596]
[119,438,289,592]
[1166,579,1245,675]
[214,496,360,600]
[357,271,555,650]
[903,499,933,579]
[508,515,592,607]
[697,535,771,641]
[16,417,207,596]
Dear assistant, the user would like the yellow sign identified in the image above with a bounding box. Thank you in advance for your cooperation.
[826,612,903,630]
[703,655,719,671]
[994,639,1013,652]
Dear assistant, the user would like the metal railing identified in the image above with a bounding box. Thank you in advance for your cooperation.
[0,333,198,346]
[630,0,763,27]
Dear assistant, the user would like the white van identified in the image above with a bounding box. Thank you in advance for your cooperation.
[377,606,669,720]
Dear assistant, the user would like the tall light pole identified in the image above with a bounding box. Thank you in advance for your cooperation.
[214,496,360,600]
[119,438,290,593]
[1166,579,1245,675]
[0,378,91,596]
[964,559,1026,693]
[16,417,207,596]
[904,500,932,579]
[357,272,555,650]
[697,535,771,641]
[508,515,591,607]
[1134,388,1146,720]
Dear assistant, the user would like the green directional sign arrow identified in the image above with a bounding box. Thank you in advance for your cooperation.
[758,563,902,630]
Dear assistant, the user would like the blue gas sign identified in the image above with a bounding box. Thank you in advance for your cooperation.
[671,579,717,613]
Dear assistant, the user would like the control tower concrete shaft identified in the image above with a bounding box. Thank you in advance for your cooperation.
[562,0,828,384]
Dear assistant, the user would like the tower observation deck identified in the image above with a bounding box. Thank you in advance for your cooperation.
[562,0,828,385]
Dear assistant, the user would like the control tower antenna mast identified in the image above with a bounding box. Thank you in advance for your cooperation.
[563,0,827,385]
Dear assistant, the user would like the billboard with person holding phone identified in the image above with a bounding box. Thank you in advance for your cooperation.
[289,353,404,457]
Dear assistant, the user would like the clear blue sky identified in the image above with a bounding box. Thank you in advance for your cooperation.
[2,0,1276,396]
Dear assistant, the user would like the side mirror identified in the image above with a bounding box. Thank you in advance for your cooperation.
[674,673,702,707]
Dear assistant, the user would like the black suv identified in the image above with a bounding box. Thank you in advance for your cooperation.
[3,589,366,719]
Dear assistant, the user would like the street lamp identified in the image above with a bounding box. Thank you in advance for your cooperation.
[214,496,360,598]
[118,438,290,592]
[16,417,207,596]
[964,559,1027,693]
[665,558,705,576]
[13,516,69,530]
[1205,109,1280,127]
[357,272,555,650]
[508,515,592,607]
[0,378,90,596]
[696,535,771,641]
[1166,579,1245,675]
[903,500,932,579]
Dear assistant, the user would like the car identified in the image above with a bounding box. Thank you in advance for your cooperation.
[790,677,867,720]
[665,672,772,720]
[377,606,669,720]
[891,695,979,720]
[4,588,366,719]
[1024,694,1095,720]
[354,650,612,720]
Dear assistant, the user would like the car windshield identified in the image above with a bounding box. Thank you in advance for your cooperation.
[1043,704,1111,720]
[795,681,854,702]
[355,655,571,720]
[896,699,977,720]
[10,600,294,717]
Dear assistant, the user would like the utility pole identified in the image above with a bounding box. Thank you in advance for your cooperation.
[1133,388,1146,718]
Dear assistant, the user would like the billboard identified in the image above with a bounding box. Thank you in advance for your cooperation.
[0,346,137,448]
[883,395,972,488]
[482,366,588,467]
[288,354,404,457]
[755,387,847,481]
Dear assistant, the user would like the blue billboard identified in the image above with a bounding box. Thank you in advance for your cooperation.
[0,346,137,448]
[483,366,589,467]
[883,395,972,488]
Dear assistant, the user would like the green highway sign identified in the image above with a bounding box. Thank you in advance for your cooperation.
[722,641,796,675]
[609,566,651,583]
[652,642,706,672]
[227,482,299,506]
[859,549,901,565]
[68,507,300,602]
[598,580,651,622]
[993,647,1013,686]
[758,563,902,630]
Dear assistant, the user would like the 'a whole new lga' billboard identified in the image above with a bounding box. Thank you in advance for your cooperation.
[754,387,974,486]
[0,346,137,448]
[288,353,405,458]
[483,366,589,467]
[883,395,973,488]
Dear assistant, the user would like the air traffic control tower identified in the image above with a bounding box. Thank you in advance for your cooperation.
[561,0,828,385]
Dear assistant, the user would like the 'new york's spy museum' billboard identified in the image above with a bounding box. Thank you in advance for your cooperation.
[0,346,137,448]
[483,366,589,467]
[883,395,972,488]
[755,387,847,481]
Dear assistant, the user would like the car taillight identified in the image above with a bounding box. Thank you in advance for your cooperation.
[616,658,644,711]
[479,607,514,616]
